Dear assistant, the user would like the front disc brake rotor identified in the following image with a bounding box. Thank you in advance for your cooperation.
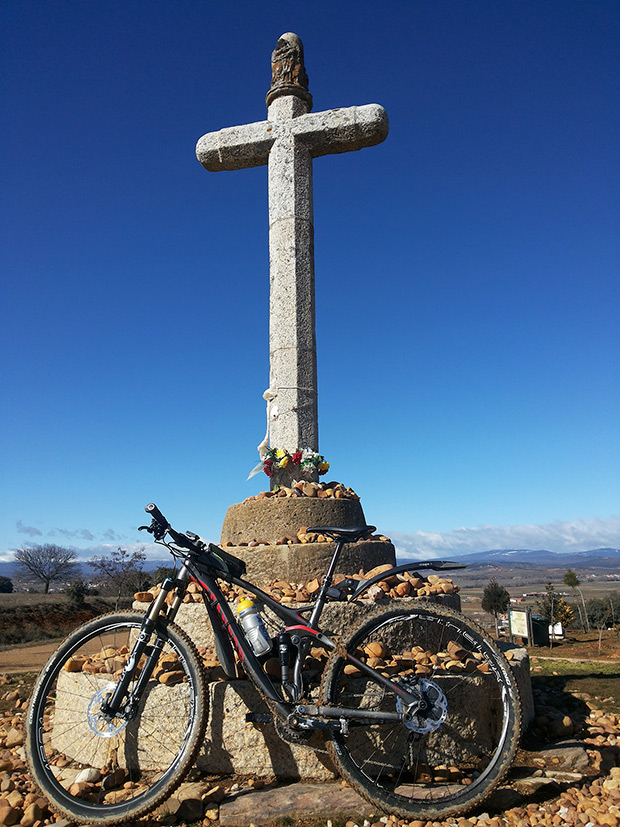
[87,682,130,738]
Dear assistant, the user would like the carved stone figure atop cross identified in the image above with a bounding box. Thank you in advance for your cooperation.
[196,33,388,483]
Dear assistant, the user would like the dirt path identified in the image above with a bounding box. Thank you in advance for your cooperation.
[0,639,64,674]
[532,655,620,664]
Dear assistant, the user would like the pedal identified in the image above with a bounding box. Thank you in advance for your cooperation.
[245,712,272,724]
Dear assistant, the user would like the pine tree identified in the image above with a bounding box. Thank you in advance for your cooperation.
[563,569,589,631]
[536,582,574,646]
[481,579,511,637]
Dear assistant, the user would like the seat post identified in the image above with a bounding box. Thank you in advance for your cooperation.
[308,538,346,629]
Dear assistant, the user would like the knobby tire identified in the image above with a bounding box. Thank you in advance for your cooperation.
[26,611,207,825]
[320,601,521,820]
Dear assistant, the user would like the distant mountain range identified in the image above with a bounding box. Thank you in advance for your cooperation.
[0,559,173,580]
[1,548,619,582]
[445,547,620,568]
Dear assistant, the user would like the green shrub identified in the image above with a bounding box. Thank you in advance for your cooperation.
[65,579,88,608]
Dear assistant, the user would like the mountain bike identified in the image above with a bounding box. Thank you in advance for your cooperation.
[26,503,521,825]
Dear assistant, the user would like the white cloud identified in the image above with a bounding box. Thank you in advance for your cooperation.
[50,528,96,541]
[390,515,620,560]
[72,542,164,562]
[3,516,618,566]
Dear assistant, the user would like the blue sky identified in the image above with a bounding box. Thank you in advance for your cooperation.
[2,1,618,561]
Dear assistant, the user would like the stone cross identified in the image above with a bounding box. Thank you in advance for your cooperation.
[196,33,388,477]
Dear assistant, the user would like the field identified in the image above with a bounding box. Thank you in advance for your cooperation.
[448,562,619,626]
[0,592,134,647]
[530,657,620,713]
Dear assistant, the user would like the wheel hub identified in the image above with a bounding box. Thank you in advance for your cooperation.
[397,678,447,734]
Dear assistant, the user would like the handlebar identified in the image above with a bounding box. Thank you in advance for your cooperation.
[145,502,170,528]
[144,503,196,550]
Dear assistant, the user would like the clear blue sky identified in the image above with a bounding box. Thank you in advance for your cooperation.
[2,1,618,560]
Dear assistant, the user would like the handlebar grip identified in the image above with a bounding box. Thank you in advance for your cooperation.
[145,503,169,527]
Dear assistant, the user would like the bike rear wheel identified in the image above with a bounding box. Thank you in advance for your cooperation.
[26,611,206,825]
[321,602,521,820]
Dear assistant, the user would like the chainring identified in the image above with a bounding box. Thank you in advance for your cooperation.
[273,716,313,745]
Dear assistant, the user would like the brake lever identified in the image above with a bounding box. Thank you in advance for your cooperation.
[138,519,167,541]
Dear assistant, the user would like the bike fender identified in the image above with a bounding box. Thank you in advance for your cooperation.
[350,560,466,601]
[206,602,237,678]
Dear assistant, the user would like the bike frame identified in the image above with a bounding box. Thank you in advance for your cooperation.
[105,536,422,730]
[183,540,421,726]
[104,526,462,729]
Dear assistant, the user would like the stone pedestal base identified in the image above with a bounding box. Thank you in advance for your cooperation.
[197,680,336,780]
[227,539,395,583]
[131,597,533,782]
[220,490,395,582]
[195,634,532,781]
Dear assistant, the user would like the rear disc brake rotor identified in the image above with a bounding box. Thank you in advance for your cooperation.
[397,678,447,734]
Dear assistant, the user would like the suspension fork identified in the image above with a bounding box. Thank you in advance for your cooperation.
[101,565,191,719]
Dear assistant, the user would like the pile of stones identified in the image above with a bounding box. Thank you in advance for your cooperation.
[242,480,360,504]
[195,633,517,687]
[1,674,620,826]
[339,637,513,680]
[222,528,392,548]
[134,564,459,607]
[231,532,392,547]
[63,646,187,686]
[584,707,620,749]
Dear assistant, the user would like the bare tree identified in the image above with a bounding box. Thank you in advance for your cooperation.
[537,582,575,648]
[14,544,79,593]
[89,547,148,609]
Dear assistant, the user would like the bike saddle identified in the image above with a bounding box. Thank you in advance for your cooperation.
[306,525,376,542]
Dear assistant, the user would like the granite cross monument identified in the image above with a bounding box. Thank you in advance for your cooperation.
[196,33,388,485]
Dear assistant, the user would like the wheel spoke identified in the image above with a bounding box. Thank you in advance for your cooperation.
[322,603,520,821]
[26,612,206,825]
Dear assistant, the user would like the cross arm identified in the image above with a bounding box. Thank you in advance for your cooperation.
[293,103,389,158]
[196,120,275,172]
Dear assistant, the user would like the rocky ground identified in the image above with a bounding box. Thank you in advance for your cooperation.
[0,670,619,827]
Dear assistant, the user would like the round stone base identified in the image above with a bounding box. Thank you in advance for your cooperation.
[221,496,368,546]
[226,539,395,584]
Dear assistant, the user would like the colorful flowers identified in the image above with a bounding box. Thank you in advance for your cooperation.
[251,447,329,480]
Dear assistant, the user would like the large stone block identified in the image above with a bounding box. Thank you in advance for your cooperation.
[196,637,532,781]
[220,496,395,582]
[62,599,533,784]
[197,680,336,780]
[228,539,395,583]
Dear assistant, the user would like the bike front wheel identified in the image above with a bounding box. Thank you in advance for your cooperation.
[26,611,207,825]
[321,602,521,821]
